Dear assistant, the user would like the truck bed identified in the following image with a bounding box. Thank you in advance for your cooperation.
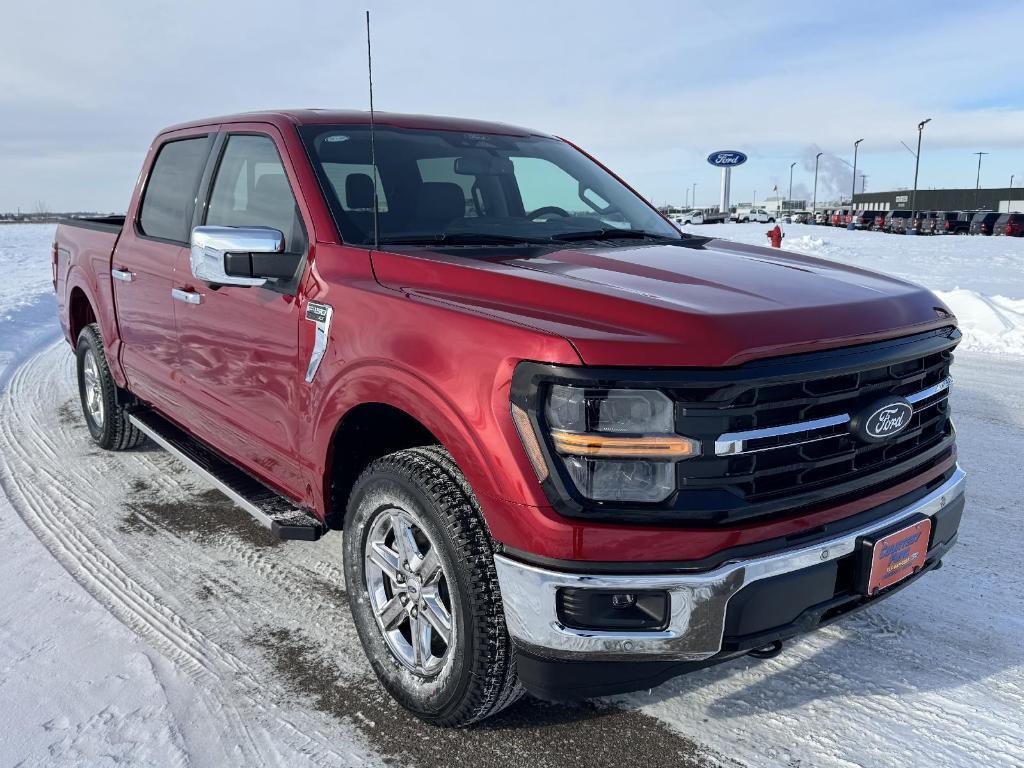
[59,215,125,234]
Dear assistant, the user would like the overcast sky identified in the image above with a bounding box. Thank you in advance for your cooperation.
[3,0,1023,212]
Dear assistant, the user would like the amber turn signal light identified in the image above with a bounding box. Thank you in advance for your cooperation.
[551,430,700,458]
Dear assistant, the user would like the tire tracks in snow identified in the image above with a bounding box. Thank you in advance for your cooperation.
[0,343,370,767]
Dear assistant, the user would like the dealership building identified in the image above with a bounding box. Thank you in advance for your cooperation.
[851,187,1021,213]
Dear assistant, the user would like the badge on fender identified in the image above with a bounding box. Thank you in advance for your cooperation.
[304,302,333,383]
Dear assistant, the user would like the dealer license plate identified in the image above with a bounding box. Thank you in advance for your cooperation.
[865,519,932,595]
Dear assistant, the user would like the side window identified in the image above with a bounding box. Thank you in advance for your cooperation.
[139,137,210,242]
[206,135,307,254]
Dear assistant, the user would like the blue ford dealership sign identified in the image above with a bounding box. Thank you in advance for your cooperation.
[707,151,748,167]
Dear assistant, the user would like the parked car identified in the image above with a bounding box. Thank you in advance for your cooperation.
[885,210,913,233]
[733,206,773,223]
[909,211,938,234]
[672,210,704,226]
[851,210,876,229]
[793,211,812,224]
[969,211,1001,235]
[872,212,887,231]
[925,211,962,235]
[53,108,967,725]
[814,210,829,224]
[993,212,1023,236]
[951,210,981,235]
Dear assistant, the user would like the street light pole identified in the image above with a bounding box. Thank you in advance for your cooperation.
[910,120,930,229]
[1011,174,1016,213]
[812,152,823,213]
[851,139,864,209]
[974,152,988,208]
[692,182,697,209]
[788,162,796,210]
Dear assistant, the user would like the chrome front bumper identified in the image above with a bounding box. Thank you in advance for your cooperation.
[495,466,965,662]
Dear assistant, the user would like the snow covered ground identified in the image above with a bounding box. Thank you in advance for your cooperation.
[1,223,1022,767]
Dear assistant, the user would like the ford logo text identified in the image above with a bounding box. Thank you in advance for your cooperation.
[851,398,914,443]
[707,151,748,167]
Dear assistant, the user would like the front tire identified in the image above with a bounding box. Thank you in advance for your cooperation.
[343,446,522,725]
[75,324,145,450]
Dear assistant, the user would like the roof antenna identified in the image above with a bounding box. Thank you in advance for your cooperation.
[366,10,380,251]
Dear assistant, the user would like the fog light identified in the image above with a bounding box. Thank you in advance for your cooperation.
[556,588,669,631]
[611,593,637,609]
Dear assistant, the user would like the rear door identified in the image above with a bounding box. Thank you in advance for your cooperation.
[113,129,215,408]
[172,126,311,499]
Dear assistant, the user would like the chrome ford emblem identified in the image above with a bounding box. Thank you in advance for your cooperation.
[850,398,913,442]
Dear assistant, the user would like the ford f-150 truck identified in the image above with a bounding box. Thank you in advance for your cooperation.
[54,110,965,726]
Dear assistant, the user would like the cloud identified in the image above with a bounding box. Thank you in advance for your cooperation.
[1,0,1022,210]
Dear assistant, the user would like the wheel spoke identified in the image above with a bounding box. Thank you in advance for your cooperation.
[415,546,442,586]
[411,612,432,667]
[376,595,408,631]
[390,514,417,566]
[421,592,452,646]
[368,541,402,583]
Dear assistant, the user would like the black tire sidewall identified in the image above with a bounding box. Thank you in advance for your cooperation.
[76,327,115,445]
[343,466,479,722]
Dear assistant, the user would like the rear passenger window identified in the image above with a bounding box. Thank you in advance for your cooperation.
[139,137,211,242]
[206,134,306,255]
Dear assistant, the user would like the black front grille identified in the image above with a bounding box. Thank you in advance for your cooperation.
[669,328,958,523]
[511,326,960,525]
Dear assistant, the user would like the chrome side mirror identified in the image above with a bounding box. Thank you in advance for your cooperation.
[189,226,285,287]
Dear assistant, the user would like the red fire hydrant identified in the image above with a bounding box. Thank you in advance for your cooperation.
[766,224,784,248]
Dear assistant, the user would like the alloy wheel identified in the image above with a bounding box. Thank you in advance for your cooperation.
[82,349,105,429]
[364,508,455,676]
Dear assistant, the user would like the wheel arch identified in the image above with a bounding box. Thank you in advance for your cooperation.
[68,285,98,345]
[316,364,506,529]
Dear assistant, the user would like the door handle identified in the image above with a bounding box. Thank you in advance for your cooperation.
[171,288,202,305]
[111,268,134,282]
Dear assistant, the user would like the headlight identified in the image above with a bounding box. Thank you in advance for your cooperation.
[537,385,699,503]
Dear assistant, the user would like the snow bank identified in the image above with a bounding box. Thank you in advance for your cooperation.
[935,290,1024,355]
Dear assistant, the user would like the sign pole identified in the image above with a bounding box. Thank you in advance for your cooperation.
[707,150,745,217]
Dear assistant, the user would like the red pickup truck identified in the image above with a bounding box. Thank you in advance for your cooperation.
[54,110,965,726]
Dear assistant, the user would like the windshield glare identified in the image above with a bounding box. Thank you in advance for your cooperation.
[300,125,680,246]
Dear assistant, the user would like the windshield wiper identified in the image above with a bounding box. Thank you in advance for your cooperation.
[379,232,550,246]
[549,228,679,243]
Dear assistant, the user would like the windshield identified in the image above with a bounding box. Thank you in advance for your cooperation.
[299,125,680,246]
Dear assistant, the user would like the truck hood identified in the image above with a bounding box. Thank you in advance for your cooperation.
[370,238,953,367]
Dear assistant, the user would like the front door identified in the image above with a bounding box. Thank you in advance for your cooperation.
[114,132,214,410]
[172,128,310,499]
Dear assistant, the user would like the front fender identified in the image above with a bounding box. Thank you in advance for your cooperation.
[308,359,525,519]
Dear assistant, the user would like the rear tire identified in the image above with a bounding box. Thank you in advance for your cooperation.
[75,324,145,451]
[343,446,522,725]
